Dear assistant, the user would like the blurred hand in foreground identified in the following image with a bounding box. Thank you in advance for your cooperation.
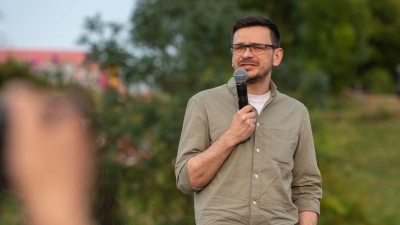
[2,81,96,225]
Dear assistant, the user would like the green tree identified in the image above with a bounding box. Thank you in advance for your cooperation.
[294,0,371,94]
[360,0,400,93]
[129,0,244,94]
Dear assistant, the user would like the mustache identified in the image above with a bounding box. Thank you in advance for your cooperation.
[239,59,258,65]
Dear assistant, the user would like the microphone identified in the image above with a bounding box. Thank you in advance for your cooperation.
[233,68,248,110]
[233,68,251,142]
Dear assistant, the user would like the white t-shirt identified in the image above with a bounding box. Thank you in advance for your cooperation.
[248,91,271,115]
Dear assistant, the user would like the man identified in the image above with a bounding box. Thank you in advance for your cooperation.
[175,16,322,225]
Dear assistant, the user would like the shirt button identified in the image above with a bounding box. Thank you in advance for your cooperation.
[257,123,260,126]
[255,174,259,178]
[256,149,260,152]
[253,201,257,205]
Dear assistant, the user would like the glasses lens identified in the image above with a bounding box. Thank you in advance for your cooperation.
[250,44,266,52]
[231,44,274,54]
[231,45,244,54]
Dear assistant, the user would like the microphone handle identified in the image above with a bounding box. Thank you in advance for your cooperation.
[236,83,248,109]
[236,82,250,141]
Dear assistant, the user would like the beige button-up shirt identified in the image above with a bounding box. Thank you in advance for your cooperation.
[175,78,322,225]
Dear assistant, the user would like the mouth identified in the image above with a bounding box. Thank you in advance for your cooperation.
[239,60,258,68]
[239,63,258,70]
[240,63,257,66]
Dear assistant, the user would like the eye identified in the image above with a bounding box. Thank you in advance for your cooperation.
[234,45,245,51]
[251,45,265,50]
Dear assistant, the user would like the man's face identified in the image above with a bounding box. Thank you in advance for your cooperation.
[231,26,281,84]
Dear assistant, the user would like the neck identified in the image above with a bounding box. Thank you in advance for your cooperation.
[247,76,271,95]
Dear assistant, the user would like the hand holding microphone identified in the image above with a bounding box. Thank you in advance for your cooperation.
[230,68,255,142]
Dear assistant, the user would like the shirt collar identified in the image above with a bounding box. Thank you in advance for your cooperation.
[228,77,277,97]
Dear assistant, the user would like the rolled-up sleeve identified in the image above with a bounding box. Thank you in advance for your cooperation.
[291,107,322,215]
[175,97,210,194]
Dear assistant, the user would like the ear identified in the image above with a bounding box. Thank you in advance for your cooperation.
[272,48,283,66]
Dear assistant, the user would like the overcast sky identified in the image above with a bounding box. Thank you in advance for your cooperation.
[0,0,136,50]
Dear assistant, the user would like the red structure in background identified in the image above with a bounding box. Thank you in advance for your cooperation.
[0,48,135,94]
[0,48,87,67]
[0,48,111,90]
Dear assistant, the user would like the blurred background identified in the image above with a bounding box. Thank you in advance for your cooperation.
[1,0,400,224]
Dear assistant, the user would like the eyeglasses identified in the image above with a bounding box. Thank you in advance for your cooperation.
[229,43,278,54]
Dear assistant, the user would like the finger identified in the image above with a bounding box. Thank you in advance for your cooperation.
[248,111,257,119]
[240,112,257,121]
[239,104,254,113]
[249,118,257,125]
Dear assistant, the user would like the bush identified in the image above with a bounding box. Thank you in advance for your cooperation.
[362,67,395,94]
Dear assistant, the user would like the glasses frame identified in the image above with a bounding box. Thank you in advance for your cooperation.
[229,43,278,54]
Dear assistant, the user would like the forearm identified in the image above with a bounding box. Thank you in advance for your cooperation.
[180,104,255,190]
[298,211,318,225]
[187,131,237,188]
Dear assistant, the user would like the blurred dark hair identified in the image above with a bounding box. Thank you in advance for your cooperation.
[232,16,280,47]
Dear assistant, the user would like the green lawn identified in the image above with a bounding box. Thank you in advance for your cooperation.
[313,95,400,225]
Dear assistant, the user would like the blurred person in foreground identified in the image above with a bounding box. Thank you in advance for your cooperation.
[175,16,322,225]
[0,81,96,225]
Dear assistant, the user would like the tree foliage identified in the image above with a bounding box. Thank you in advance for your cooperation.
[129,0,244,96]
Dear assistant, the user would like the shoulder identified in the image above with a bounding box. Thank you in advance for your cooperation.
[189,84,231,104]
[274,90,307,111]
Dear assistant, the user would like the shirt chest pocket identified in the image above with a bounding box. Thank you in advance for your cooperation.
[269,128,298,163]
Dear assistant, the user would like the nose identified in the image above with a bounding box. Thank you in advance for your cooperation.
[242,46,254,58]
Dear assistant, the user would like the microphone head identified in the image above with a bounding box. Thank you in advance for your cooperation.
[233,68,248,83]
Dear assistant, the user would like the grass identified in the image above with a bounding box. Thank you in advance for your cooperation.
[312,94,400,225]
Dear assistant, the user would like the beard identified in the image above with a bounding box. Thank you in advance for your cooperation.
[246,63,272,85]
[236,57,273,85]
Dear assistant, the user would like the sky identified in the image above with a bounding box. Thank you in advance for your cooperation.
[0,0,136,51]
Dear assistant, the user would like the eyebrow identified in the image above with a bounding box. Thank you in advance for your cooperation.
[231,42,265,45]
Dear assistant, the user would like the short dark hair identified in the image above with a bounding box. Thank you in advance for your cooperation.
[232,16,280,47]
